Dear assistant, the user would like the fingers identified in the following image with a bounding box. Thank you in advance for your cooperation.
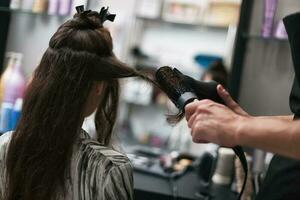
[184,99,199,121]
[187,113,197,128]
[190,121,209,143]
[217,84,235,108]
[217,84,248,116]
[185,99,213,121]
[187,107,209,128]
[185,100,212,144]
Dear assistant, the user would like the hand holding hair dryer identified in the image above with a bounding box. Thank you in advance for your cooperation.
[155,66,247,200]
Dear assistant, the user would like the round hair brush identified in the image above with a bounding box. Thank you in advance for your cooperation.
[155,66,223,110]
[155,66,197,110]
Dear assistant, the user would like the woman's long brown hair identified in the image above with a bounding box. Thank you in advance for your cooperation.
[4,11,153,200]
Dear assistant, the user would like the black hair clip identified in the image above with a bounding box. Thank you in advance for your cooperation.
[75,5,116,25]
[99,7,116,24]
[75,5,91,15]
[75,5,84,13]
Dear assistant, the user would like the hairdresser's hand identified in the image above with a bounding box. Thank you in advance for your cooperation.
[185,98,250,147]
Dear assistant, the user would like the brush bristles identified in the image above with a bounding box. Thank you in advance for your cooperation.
[155,66,193,108]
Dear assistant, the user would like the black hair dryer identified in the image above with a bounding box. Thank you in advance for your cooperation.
[155,66,248,200]
[155,66,223,110]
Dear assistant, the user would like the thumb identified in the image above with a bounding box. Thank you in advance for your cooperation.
[217,84,248,116]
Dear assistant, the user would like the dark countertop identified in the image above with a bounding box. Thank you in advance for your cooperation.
[133,168,237,200]
[126,145,238,200]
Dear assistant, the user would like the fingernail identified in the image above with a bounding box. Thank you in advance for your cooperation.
[220,86,227,93]
[219,85,225,92]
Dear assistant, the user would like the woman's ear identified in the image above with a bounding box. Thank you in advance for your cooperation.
[94,81,103,95]
[83,82,103,117]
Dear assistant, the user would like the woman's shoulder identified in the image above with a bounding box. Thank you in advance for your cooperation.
[0,131,13,197]
[0,131,13,145]
[74,132,133,200]
[80,140,130,166]
[0,131,13,156]
[76,130,131,169]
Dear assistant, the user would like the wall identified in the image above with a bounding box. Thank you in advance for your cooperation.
[4,0,137,77]
[5,14,65,77]
[238,0,300,116]
[141,24,230,76]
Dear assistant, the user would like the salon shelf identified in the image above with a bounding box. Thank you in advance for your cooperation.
[0,7,70,18]
[242,33,289,42]
[136,16,230,30]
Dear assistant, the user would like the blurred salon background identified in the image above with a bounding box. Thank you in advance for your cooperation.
[0,0,299,199]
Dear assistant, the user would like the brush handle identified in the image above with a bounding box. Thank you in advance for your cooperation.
[177,92,197,110]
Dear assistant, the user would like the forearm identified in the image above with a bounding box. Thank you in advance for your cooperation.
[272,115,294,121]
[236,115,300,159]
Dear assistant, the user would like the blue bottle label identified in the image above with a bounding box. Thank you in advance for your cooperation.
[0,103,14,133]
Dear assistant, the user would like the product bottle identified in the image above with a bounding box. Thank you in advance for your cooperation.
[261,0,278,38]
[0,102,14,133]
[10,0,22,10]
[48,0,59,15]
[0,53,26,133]
[58,0,72,16]
[273,20,288,39]
[32,0,47,13]
[2,53,26,104]
[0,53,14,104]
[21,0,35,11]
[0,53,15,133]
[11,98,23,130]
[212,147,235,186]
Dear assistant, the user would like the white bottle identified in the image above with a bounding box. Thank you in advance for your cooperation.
[212,148,235,186]
[48,0,59,15]
[21,0,35,11]
[58,0,72,16]
[10,0,22,10]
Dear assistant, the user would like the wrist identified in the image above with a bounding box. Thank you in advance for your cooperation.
[233,115,253,146]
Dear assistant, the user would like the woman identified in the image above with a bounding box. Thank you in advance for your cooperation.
[0,8,151,200]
